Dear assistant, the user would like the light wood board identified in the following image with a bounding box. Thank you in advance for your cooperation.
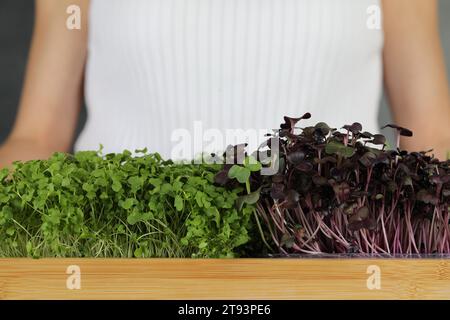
[0,259,449,300]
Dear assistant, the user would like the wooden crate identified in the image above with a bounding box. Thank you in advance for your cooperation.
[0,258,449,300]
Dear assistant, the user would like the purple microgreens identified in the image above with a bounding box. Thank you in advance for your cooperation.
[216,113,450,256]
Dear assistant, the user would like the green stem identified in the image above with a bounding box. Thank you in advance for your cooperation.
[245,180,251,194]
[253,209,273,252]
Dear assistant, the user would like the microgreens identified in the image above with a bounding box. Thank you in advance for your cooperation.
[216,114,450,256]
[0,150,255,258]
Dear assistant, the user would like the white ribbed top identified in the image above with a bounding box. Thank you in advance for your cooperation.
[76,0,384,160]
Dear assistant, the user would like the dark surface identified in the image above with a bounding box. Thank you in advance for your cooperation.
[0,0,34,143]
[0,1,449,147]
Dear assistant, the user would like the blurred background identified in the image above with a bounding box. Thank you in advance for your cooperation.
[1,0,449,147]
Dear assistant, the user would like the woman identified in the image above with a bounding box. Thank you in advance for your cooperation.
[1,0,449,167]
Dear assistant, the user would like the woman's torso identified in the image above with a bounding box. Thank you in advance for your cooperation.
[76,0,384,159]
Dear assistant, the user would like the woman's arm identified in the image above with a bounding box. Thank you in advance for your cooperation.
[0,0,89,168]
[383,0,450,160]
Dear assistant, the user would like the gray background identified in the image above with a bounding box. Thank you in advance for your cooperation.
[1,0,449,146]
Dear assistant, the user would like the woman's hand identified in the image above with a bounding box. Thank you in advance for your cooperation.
[383,0,450,160]
[0,0,89,168]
